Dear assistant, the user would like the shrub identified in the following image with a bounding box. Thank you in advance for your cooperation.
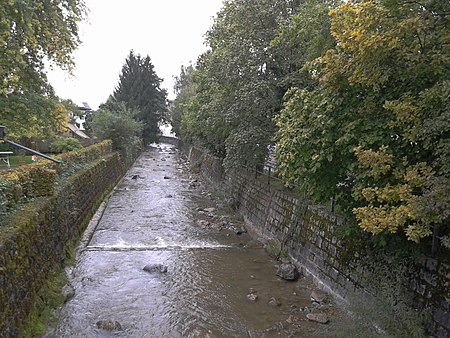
[51,137,83,153]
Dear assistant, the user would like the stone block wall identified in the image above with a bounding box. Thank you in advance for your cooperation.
[187,146,450,337]
[0,152,125,337]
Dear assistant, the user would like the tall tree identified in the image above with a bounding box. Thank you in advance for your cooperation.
[179,0,303,170]
[274,0,450,245]
[0,0,85,139]
[112,50,167,144]
[171,64,195,138]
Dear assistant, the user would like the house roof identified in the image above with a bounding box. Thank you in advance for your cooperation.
[68,123,90,139]
[78,102,92,111]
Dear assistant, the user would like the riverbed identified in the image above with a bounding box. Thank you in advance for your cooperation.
[51,144,348,337]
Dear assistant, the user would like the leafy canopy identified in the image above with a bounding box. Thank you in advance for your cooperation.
[275,0,450,243]
[0,0,85,95]
[177,0,304,170]
[90,100,143,162]
[0,0,85,140]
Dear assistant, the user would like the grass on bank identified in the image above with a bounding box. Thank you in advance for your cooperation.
[0,155,35,167]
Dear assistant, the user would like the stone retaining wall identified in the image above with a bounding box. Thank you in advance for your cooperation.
[0,152,126,337]
[187,146,450,337]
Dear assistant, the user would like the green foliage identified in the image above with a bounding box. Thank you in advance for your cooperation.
[22,269,68,338]
[53,139,112,177]
[271,0,336,89]
[0,93,70,140]
[0,140,113,222]
[177,0,305,169]
[51,137,83,153]
[0,176,16,214]
[171,64,195,138]
[274,0,450,244]
[0,0,85,95]
[90,101,143,163]
[174,0,449,246]
[110,50,167,144]
[0,0,85,140]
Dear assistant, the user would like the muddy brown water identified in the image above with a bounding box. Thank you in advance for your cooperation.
[51,144,347,337]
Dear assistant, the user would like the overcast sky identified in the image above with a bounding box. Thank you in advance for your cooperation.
[47,0,224,110]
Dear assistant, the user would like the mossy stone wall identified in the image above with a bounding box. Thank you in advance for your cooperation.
[0,151,124,337]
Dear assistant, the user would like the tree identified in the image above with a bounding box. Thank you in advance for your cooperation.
[0,93,69,139]
[179,53,231,157]
[274,0,450,244]
[0,0,85,139]
[171,64,195,138]
[111,50,167,144]
[90,100,143,162]
[0,0,85,95]
[178,0,303,170]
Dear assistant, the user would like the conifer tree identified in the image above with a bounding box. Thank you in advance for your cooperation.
[112,51,167,144]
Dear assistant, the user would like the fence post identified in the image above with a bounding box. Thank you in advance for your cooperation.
[268,166,271,186]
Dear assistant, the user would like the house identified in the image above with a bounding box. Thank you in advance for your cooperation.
[69,102,92,131]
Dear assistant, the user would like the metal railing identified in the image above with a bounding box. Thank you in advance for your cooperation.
[0,125,61,164]
[242,161,336,212]
[242,162,284,188]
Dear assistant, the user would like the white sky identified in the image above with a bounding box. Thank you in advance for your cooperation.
[47,0,224,110]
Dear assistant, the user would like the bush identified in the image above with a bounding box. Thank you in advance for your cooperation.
[90,101,143,164]
[51,137,83,153]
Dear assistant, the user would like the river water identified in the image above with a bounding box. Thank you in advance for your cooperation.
[52,144,345,337]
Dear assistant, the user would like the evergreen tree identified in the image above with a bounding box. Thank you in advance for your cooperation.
[112,50,167,144]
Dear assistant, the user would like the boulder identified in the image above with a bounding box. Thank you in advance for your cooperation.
[306,313,329,324]
[310,289,328,304]
[61,284,75,302]
[96,320,122,331]
[276,263,299,281]
[143,264,168,273]
[236,228,247,235]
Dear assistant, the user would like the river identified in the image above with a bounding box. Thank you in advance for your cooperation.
[51,144,347,337]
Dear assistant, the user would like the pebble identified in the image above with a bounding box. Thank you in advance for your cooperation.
[247,293,258,302]
[268,297,281,307]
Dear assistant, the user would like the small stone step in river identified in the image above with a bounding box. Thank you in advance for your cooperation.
[51,144,351,337]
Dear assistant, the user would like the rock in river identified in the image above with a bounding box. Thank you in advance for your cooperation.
[276,263,299,281]
[247,293,259,302]
[61,284,75,302]
[268,297,281,307]
[96,320,122,331]
[306,313,329,324]
[310,289,328,304]
[143,264,168,273]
